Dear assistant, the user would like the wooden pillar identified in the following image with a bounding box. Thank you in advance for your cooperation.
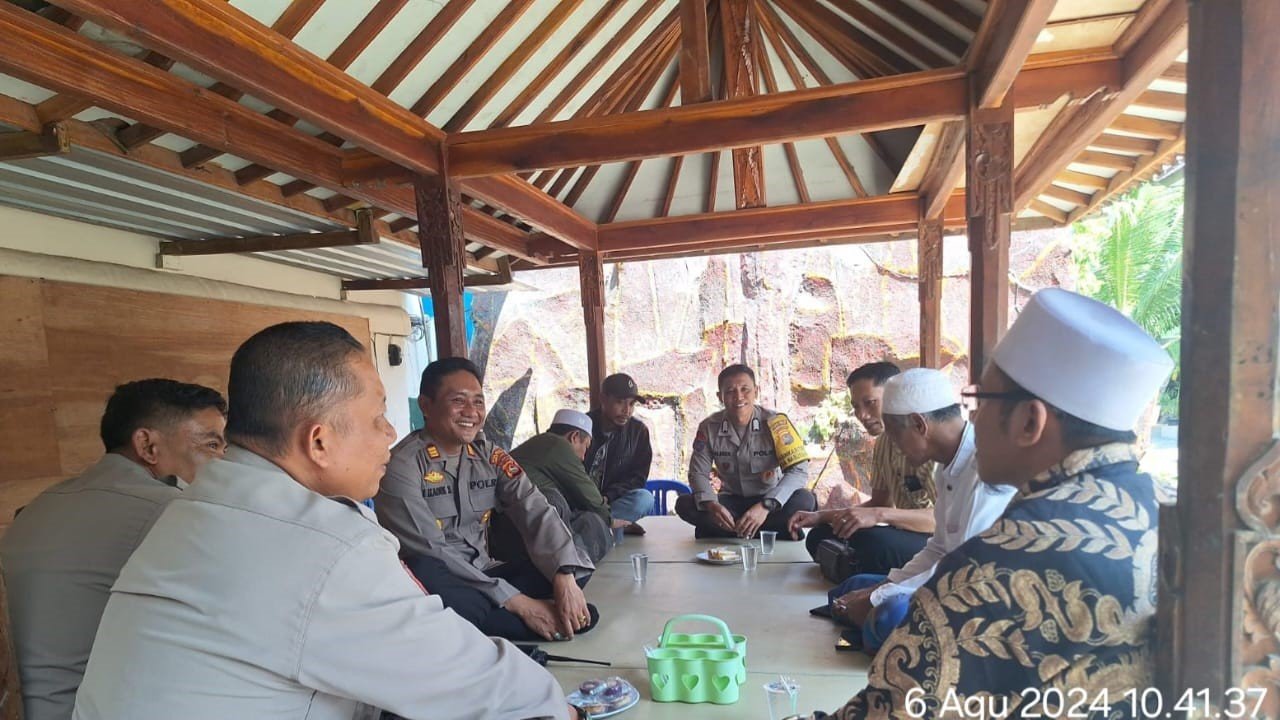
[965,90,1013,382]
[1169,0,1280,712]
[719,0,764,208]
[579,249,607,409]
[918,217,943,369]
[415,171,468,358]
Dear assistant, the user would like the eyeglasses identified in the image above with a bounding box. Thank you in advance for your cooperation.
[960,384,1037,412]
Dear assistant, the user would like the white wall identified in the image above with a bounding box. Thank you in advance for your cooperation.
[0,204,421,438]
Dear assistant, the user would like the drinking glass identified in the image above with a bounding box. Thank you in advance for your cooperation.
[631,553,648,582]
[741,544,760,570]
[612,526,625,546]
[764,678,799,720]
[760,530,777,555]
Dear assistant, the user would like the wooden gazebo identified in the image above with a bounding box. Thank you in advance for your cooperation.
[0,0,1273,712]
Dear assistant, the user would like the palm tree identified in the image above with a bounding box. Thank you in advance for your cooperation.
[1073,179,1185,418]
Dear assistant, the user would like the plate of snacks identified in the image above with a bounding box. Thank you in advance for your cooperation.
[695,546,741,565]
[567,677,640,718]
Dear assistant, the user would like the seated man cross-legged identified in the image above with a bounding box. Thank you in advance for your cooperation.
[676,364,815,540]
[377,357,598,644]
[586,373,655,533]
[491,408,612,564]
[791,362,938,583]
[823,368,1015,655]
[2,379,226,720]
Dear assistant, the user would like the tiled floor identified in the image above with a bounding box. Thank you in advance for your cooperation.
[548,516,870,718]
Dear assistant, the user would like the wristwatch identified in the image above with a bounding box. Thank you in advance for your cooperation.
[762,497,781,511]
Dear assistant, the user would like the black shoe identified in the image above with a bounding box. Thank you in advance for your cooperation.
[809,604,833,619]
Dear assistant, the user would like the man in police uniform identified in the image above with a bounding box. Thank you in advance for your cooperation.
[377,357,598,643]
[72,322,573,720]
[675,364,816,539]
[3,379,226,720]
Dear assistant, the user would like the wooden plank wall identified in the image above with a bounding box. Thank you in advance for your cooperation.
[0,276,372,532]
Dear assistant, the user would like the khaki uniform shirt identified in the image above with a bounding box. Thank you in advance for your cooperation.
[868,435,937,509]
[687,405,810,507]
[0,454,184,720]
[376,430,592,606]
[71,446,566,720]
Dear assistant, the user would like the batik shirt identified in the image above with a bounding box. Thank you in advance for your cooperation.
[813,443,1159,719]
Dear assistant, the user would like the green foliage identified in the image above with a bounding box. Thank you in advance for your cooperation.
[1073,179,1184,421]
[807,389,852,444]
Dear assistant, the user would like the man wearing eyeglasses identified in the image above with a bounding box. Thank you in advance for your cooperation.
[798,288,1173,719]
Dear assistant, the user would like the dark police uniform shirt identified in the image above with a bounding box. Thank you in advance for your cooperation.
[814,443,1159,720]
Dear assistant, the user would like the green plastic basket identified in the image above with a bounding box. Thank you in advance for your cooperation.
[647,614,746,705]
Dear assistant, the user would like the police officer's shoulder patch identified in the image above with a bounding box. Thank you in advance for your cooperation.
[425,443,441,460]
[767,413,809,470]
[693,429,708,453]
[488,446,523,479]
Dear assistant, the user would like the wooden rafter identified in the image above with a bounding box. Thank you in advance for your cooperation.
[600,43,683,223]
[1109,113,1182,140]
[1074,149,1138,172]
[36,50,174,124]
[1029,199,1069,223]
[529,0,666,127]
[449,55,1121,178]
[409,0,534,118]
[755,0,874,193]
[1013,0,1187,209]
[774,0,901,78]
[444,0,585,132]
[1090,132,1160,154]
[1040,183,1094,206]
[488,0,628,129]
[223,0,409,183]
[1066,132,1184,223]
[1056,169,1111,190]
[752,10,806,204]
[0,9,538,262]
[918,0,981,34]
[863,0,967,60]
[371,0,474,96]
[1160,61,1187,83]
[49,0,596,250]
[115,0,324,151]
[1135,89,1185,111]
[532,10,680,191]
[827,0,948,69]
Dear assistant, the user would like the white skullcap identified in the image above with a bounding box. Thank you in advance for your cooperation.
[552,409,592,436]
[992,288,1173,431]
[882,368,958,415]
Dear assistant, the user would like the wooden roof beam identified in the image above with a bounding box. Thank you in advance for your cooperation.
[679,0,713,105]
[48,0,594,252]
[598,193,967,253]
[0,121,70,160]
[159,210,376,256]
[449,55,1121,178]
[968,0,1057,109]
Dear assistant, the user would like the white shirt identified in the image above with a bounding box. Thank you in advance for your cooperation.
[870,423,1016,606]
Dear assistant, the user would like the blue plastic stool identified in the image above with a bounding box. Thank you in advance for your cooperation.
[645,479,691,516]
